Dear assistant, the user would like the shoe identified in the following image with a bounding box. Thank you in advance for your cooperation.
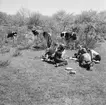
[55,63,59,67]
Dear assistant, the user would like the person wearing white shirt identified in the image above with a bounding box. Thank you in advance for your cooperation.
[89,49,101,63]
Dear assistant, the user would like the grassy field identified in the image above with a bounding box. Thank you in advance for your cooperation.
[0,42,106,105]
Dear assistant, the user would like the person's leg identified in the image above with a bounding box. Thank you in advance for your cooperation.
[86,64,91,70]
[58,60,68,66]
[42,49,50,61]
[55,59,68,67]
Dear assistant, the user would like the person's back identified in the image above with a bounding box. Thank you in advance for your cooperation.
[46,47,56,56]
[82,53,91,63]
[79,52,92,70]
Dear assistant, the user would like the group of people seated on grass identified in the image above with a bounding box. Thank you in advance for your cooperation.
[42,43,68,67]
[7,29,101,70]
[73,45,101,70]
[42,43,101,70]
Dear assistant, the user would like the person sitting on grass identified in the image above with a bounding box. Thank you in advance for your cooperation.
[73,45,87,61]
[53,44,68,67]
[72,45,93,70]
[78,48,93,70]
[42,42,58,61]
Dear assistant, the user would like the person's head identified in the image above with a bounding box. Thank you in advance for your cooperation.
[58,44,65,52]
[86,47,90,52]
[95,55,101,61]
[82,48,87,54]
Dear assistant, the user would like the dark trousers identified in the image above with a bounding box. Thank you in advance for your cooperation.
[54,58,68,66]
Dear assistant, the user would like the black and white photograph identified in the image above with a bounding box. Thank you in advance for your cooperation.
[0,0,105,104]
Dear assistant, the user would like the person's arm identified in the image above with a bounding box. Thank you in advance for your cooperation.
[62,50,66,58]
[92,59,100,64]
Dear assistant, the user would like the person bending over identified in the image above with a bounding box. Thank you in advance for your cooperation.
[78,49,93,70]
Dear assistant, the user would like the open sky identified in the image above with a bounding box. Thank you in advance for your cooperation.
[0,0,106,16]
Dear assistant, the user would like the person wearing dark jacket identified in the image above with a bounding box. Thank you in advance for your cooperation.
[53,44,68,67]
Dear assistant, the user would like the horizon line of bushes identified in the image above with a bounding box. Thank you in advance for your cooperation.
[0,9,106,49]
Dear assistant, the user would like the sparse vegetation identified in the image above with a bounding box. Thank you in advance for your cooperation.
[0,47,106,105]
[12,49,21,57]
[0,9,106,105]
[0,10,106,49]
[0,46,10,54]
[0,59,10,67]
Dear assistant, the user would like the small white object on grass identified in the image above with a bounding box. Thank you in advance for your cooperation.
[65,67,73,71]
[41,58,44,61]
[69,70,76,74]
[65,67,76,74]
[69,57,77,61]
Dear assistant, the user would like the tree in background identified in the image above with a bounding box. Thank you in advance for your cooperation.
[0,9,106,49]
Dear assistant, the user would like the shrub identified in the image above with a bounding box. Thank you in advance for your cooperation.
[0,46,10,54]
[0,59,10,67]
[12,49,21,57]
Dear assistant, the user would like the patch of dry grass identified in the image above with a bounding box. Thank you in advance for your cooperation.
[0,60,10,68]
[0,46,10,54]
[0,42,106,105]
[12,49,21,57]
[0,66,106,105]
